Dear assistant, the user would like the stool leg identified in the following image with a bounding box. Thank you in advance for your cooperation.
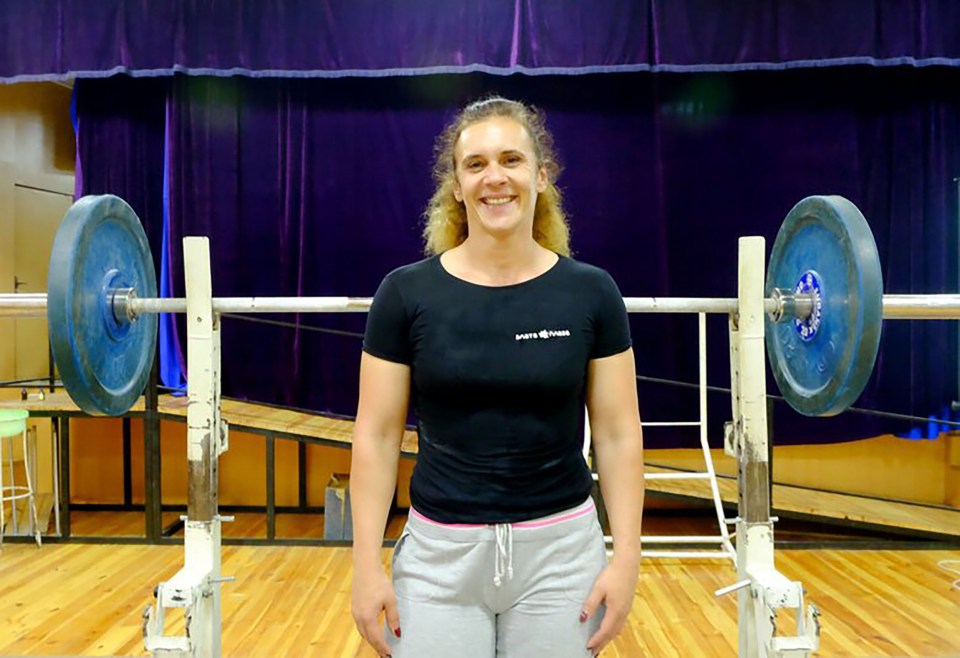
[22,429,41,547]
[0,434,5,547]
[7,435,17,535]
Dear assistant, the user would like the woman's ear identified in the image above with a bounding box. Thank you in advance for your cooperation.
[536,165,548,193]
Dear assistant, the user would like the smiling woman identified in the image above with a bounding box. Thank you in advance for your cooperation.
[349,97,645,658]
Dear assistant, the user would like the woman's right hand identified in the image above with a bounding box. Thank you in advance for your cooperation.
[351,564,400,657]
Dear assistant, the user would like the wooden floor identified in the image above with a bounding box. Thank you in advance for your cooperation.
[0,540,958,657]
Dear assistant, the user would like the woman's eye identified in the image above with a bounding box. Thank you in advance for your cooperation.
[504,155,522,165]
[466,161,483,171]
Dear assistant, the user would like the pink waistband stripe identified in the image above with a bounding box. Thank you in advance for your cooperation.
[409,499,595,529]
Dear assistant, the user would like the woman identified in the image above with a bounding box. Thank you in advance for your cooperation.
[350,97,644,658]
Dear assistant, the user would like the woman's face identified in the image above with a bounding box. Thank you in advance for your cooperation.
[453,116,547,242]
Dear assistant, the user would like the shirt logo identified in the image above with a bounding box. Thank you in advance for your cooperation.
[515,328,572,341]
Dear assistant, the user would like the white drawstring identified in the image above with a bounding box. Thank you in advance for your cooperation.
[493,523,514,587]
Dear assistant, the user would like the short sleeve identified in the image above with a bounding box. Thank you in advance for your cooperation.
[590,270,632,359]
[362,275,413,364]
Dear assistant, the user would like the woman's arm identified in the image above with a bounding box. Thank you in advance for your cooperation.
[350,351,411,655]
[588,347,644,565]
[581,347,644,655]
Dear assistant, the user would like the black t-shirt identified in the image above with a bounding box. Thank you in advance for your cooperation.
[363,254,631,523]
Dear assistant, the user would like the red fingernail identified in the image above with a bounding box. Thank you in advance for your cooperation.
[395,627,402,638]
[580,611,588,623]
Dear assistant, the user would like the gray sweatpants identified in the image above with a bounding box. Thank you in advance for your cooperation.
[386,497,607,658]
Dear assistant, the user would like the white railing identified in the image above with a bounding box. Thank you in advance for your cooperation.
[586,313,736,565]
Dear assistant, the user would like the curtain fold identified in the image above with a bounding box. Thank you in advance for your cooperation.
[7,1,960,83]
[71,77,186,391]
[163,76,433,413]
[73,77,167,264]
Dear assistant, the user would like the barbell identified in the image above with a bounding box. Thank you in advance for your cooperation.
[1,194,958,417]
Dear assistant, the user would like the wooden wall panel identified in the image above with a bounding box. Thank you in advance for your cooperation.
[651,434,954,506]
[0,82,74,172]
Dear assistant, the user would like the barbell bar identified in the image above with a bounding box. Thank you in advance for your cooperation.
[5,293,960,320]
[1,194,957,418]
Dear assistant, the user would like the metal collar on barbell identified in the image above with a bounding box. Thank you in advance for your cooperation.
[766,288,816,324]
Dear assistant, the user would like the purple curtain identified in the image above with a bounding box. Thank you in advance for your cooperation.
[6,1,960,83]
[646,67,960,443]
[73,77,167,267]
[76,68,953,446]
[156,75,669,420]
[164,77,435,414]
[72,77,187,391]
[48,2,960,448]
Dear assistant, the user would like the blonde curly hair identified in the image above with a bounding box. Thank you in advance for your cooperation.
[422,97,570,256]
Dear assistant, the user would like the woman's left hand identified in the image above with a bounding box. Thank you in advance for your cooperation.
[581,557,640,656]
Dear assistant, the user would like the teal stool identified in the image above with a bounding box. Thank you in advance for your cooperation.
[0,409,41,547]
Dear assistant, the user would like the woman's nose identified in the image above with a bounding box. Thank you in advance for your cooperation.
[484,163,508,184]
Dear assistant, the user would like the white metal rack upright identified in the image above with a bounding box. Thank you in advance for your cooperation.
[586,313,737,564]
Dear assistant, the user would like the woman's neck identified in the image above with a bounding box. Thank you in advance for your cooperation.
[442,236,557,287]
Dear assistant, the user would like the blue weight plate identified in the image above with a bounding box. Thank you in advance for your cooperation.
[765,195,883,417]
[47,195,158,416]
